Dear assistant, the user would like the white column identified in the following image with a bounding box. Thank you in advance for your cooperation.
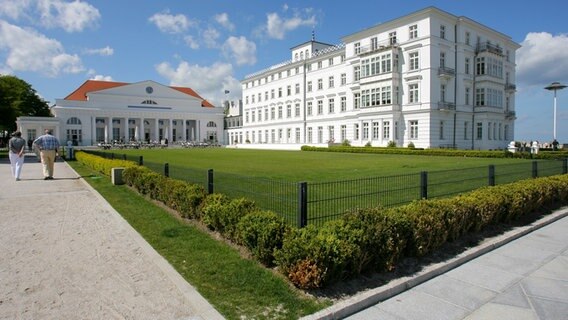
[196,120,200,142]
[139,118,144,142]
[91,117,96,145]
[123,117,129,142]
[182,120,187,141]
[168,119,173,141]
[105,117,111,142]
[154,118,159,142]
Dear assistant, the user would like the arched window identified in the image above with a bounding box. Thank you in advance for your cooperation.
[141,99,158,105]
[207,121,217,127]
[67,117,81,125]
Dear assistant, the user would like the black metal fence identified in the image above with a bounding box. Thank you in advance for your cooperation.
[80,149,568,228]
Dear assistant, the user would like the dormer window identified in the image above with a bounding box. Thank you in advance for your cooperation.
[141,99,158,105]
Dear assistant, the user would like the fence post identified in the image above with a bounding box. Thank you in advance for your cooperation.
[110,153,115,160]
[207,169,214,194]
[488,165,495,186]
[139,156,143,166]
[563,158,568,174]
[420,171,428,199]
[532,161,538,178]
[122,154,127,160]
[298,182,308,228]
[164,163,169,177]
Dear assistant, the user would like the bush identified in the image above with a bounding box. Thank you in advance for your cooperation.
[236,210,289,266]
[202,197,257,241]
[76,151,137,176]
[387,140,397,148]
[407,142,415,149]
[341,139,351,147]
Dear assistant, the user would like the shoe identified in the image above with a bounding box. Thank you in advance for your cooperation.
[15,178,20,181]
[48,176,54,180]
[44,177,49,180]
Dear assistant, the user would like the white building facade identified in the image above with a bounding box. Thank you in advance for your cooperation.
[229,7,520,150]
[17,80,225,146]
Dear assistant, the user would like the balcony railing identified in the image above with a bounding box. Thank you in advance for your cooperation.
[438,66,455,77]
[505,83,516,91]
[357,39,398,56]
[437,102,456,111]
[505,110,516,119]
[476,42,504,56]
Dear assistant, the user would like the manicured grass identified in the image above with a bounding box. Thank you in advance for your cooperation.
[105,148,529,181]
[69,161,330,320]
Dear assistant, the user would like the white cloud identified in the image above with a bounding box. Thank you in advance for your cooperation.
[203,27,220,48]
[90,74,113,81]
[223,36,256,66]
[84,46,113,56]
[0,0,32,20]
[214,13,235,31]
[149,11,195,34]
[266,12,315,40]
[184,35,199,49]
[37,0,100,32]
[155,60,241,106]
[517,32,568,86]
[0,20,83,76]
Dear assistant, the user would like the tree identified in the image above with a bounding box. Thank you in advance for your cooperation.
[0,75,52,134]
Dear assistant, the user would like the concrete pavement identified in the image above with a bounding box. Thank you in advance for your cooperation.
[0,156,224,319]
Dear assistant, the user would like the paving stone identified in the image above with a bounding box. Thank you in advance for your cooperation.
[375,291,469,320]
[529,296,568,320]
[445,261,523,292]
[462,303,537,320]
[531,256,568,281]
[521,276,568,303]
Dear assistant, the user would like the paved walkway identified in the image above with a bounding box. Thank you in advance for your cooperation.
[0,156,224,319]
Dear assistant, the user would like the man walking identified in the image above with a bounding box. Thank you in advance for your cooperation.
[33,129,60,180]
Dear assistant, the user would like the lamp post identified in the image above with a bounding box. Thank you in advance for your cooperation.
[545,82,567,150]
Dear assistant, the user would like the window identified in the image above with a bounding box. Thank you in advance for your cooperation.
[328,126,335,142]
[265,91,269,101]
[440,25,446,39]
[270,107,275,119]
[317,100,323,115]
[383,121,390,140]
[295,83,300,94]
[317,79,323,90]
[340,96,347,112]
[278,87,282,98]
[488,122,492,140]
[371,37,378,50]
[307,101,313,116]
[245,96,249,104]
[409,24,418,39]
[465,87,471,105]
[354,66,361,81]
[465,31,471,45]
[271,89,275,99]
[476,122,483,140]
[441,84,446,102]
[409,52,419,71]
[464,121,469,140]
[295,128,301,143]
[340,125,347,142]
[317,61,322,69]
[465,58,470,75]
[328,98,335,113]
[251,110,255,122]
[286,105,291,118]
[287,69,291,77]
[295,53,299,61]
[409,120,418,139]
[245,112,249,123]
[141,99,157,105]
[354,124,360,140]
[329,76,334,88]
[287,85,291,96]
[440,52,446,68]
[264,108,268,121]
[295,103,300,117]
[362,122,369,140]
[340,73,346,86]
[439,121,445,140]
[354,42,361,54]
[251,95,255,103]
[389,31,397,45]
[504,125,509,141]
[307,81,312,92]
[66,129,82,144]
[372,122,380,140]
[278,106,283,119]
[67,117,81,125]
[354,93,360,109]
[328,58,334,66]
[409,83,419,103]
[317,126,323,143]
[307,127,313,143]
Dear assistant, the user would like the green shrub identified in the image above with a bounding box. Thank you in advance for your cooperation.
[76,151,137,176]
[236,210,289,266]
[407,142,415,149]
[387,140,397,148]
[202,197,257,241]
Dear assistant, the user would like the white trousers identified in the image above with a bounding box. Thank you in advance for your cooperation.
[9,152,25,180]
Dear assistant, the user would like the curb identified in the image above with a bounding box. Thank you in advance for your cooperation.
[301,207,568,320]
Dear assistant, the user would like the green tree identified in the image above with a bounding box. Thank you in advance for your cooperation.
[0,75,52,133]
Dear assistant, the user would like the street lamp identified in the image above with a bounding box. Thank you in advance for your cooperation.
[545,82,567,150]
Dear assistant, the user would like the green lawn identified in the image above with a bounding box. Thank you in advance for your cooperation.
[92,148,563,226]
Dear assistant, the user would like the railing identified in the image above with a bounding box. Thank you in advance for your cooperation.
[357,39,398,56]
[80,150,568,229]
[505,110,516,119]
[505,83,517,91]
[438,66,455,77]
[476,42,504,56]
[437,102,456,110]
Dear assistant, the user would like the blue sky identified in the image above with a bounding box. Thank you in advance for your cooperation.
[1,0,567,142]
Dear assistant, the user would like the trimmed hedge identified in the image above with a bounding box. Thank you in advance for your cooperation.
[236,210,289,266]
[75,151,138,175]
[275,174,568,288]
[301,145,568,160]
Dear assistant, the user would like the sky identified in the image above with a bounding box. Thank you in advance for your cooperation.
[1,0,567,142]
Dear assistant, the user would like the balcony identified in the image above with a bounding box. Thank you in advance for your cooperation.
[436,102,456,111]
[476,42,504,56]
[505,110,516,119]
[438,66,455,78]
[505,83,517,92]
[357,39,398,56]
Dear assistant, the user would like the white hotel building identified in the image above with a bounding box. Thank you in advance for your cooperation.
[229,7,520,150]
